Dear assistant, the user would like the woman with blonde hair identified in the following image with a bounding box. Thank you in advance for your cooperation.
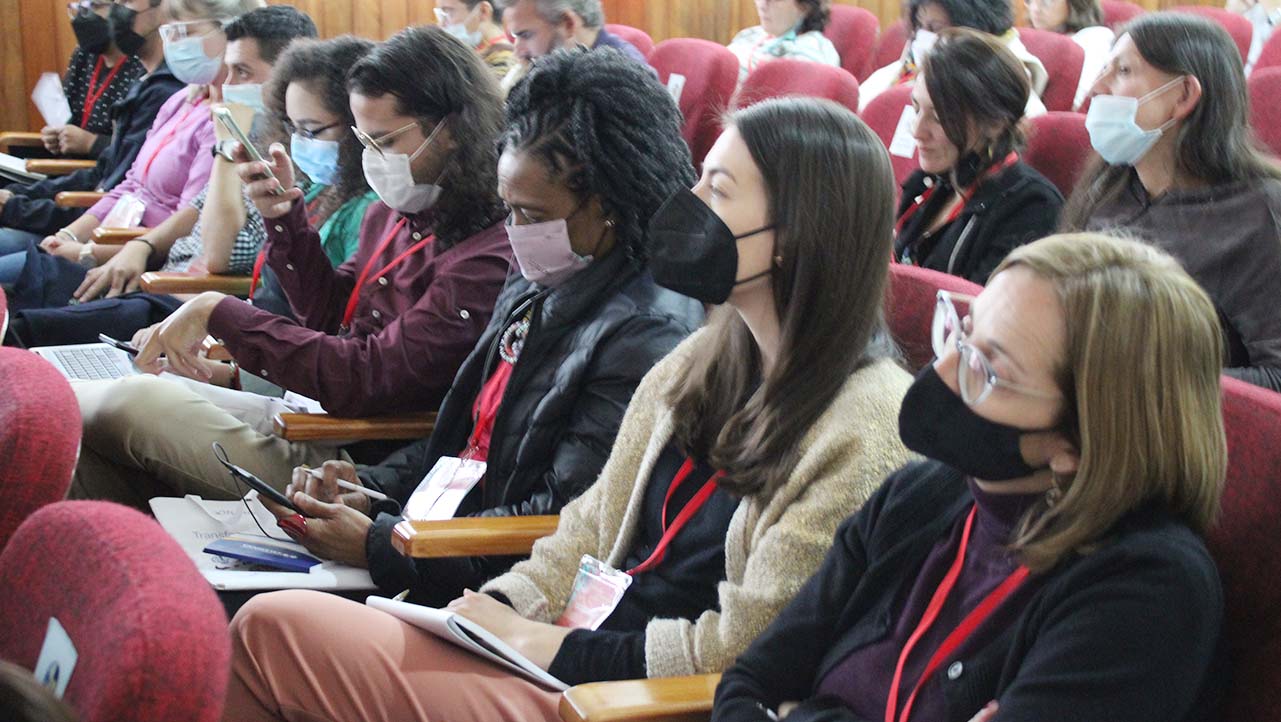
[715,232,1226,722]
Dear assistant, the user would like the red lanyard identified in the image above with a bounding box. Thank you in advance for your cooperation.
[894,153,1019,237]
[884,506,1030,722]
[81,55,125,128]
[626,458,724,576]
[141,99,204,180]
[341,218,434,330]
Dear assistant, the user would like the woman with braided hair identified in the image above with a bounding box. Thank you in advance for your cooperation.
[222,48,913,721]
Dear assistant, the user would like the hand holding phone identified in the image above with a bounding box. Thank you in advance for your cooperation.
[213,107,285,195]
[212,442,310,517]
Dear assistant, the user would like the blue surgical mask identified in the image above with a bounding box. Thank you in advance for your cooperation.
[291,133,341,186]
[164,33,224,85]
[1085,76,1184,166]
[221,83,265,114]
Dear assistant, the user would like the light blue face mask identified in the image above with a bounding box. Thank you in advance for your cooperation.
[291,133,341,186]
[164,33,224,85]
[221,83,265,114]
[443,22,483,48]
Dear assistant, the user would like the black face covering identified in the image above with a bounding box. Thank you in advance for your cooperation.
[647,187,774,305]
[109,3,147,56]
[898,364,1044,481]
[72,11,113,55]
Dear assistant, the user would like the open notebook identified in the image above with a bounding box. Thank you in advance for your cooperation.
[366,596,568,691]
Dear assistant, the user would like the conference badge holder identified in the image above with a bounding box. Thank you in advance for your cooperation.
[554,555,633,630]
[403,455,487,521]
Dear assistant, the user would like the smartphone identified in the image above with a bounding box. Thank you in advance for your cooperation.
[212,107,283,194]
[98,333,138,356]
[211,442,309,517]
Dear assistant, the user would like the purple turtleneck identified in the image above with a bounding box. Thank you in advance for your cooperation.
[815,480,1045,720]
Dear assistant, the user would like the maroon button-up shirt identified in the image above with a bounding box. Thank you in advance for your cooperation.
[207,199,513,417]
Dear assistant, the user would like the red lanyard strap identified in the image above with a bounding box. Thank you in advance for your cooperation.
[141,99,204,180]
[341,218,434,330]
[248,249,267,299]
[627,458,724,577]
[894,153,1020,237]
[81,55,125,128]
[885,505,1030,722]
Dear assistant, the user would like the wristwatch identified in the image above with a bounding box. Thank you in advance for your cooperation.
[212,139,238,162]
[78,241,98,269]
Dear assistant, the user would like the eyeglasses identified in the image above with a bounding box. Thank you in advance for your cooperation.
[286,121,342,140]
[66,1,111,17]
[351,118,443,158]
[931,290,1061,406]
[159,19,224,43]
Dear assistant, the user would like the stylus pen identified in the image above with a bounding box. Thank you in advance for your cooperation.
[304,467,389,501]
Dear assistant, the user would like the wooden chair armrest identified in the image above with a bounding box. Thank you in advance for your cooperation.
[391,515,561,557]
[25,159,96,175]
[0,132,43,152]
[54,191,105,208]
[272,411,436,442]
[91,227,148,244]
[140,272,252,296]
[559,674,721,722]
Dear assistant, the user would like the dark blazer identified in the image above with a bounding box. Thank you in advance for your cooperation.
[0,63,183,235]
[360,250,704,604]
[713,460,1225,722]
[894,161,1063,285]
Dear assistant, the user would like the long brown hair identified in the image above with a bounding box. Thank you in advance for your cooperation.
[1062,12,1281,229]
[667,97,897,498]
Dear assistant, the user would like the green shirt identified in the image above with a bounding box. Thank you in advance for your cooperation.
[304,184,378,268]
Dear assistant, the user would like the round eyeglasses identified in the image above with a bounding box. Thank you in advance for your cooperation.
[931,290,1061,406]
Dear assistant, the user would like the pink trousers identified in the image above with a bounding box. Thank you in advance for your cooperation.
[224,590,562,722]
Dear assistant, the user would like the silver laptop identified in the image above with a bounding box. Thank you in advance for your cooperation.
[33,343,142,382]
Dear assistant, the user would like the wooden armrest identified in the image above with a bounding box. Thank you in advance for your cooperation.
[559,674,720,722]
[140,272,252,296]
[25,159,95,175]
[272,411,436,442]
[91,227,148,244]
[54,191,105,208]
[391,515,561,557]
[0,131,43,152]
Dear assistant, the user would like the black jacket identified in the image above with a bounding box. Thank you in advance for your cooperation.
[360,250,704,603]
[894,161,1063,285]
[713,460,1225,722]
[1,63,182,235]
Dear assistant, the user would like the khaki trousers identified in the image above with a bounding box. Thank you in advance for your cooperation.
[70,375,342,511]
[225,590,562,722]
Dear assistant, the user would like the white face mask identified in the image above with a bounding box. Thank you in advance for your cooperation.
[1085,76,1184,166]
[361,121,445,213]
[221,83,264,114]
[910,29,938,64]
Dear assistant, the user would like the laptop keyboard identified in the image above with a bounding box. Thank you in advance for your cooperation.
[52,347,129,381]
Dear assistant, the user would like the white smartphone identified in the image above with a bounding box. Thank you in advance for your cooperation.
[213,106,283,193]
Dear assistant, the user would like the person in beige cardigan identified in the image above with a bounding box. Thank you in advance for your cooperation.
[221,96,913,722]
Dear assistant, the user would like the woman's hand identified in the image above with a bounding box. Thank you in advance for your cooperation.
[234,142,300,219]
[260,491,373,567]
[74,239,150,301]
[39,236,83,262]
[132,291,226,380]
[57,125,98,156]
[41,125,62,154]
[448,590,573,671]
[287,461,372,514]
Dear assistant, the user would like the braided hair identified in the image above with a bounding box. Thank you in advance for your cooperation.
[501,47,695,264]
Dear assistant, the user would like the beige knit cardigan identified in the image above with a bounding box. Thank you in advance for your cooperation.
[481,329,914,678]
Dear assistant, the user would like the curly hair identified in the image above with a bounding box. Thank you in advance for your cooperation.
[347,26,506,248]
[797,0,831,34]
[265,36,373,211]
[500,47,695,264]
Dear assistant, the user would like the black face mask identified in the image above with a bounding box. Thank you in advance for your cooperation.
[72,11,113,55]
[647,187,774,305]
[898,364,1044,481]
[109,3,147,56]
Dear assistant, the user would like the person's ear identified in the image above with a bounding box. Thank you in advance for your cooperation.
[1170,75,1203,122]
[559,10,581,38]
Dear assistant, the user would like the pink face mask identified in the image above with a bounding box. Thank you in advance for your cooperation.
[505,217,593,287]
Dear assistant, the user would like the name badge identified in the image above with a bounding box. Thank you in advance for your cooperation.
[555,555,633,630]
[404,456,487,521]
[888,105,919,159]
[101,192,146,228]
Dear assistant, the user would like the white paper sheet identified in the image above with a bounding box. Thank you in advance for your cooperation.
[32,72,72,127]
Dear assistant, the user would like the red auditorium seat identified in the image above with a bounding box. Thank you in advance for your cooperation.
[0,501,230,722]
[861,83,919,188]
[604,23,653,58]
[1100,0,1144,30]
[1253,28,1281,73]
[870,18,908,73]
[0,347,80,552]
[1018,27,1086,112]
[885,263,983,372]
[1210,376,1281,722]
[1249,68,1281,157]
[648,38,740,169]
[1023,111,1092,196]
[735,57,861,114]
[824,4,881,81]
[1172,6,1254,63]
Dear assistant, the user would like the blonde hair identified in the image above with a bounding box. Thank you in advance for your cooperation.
[165,0,264,21]
[997,233,1227,572]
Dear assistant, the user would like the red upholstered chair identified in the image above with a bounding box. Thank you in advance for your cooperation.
[1248,68,1281,158]
[1172,6,1253,63]
[648,38,740,169]
[1210,376,1281,722]
[604,23,653,58]
[0,348,80,552]
[0,501,230,722]
[885,263,983,372]
[823,4,881,81]
[1254,27,1281,73]
[861,83,919,187]
[1023,111,1092,196]
[1100,0,1144,30]
[871,18,908,73]
[735,57,861,114]
[1017,28,1086,112]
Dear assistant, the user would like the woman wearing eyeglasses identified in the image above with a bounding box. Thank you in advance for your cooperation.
[713,232,1227,722]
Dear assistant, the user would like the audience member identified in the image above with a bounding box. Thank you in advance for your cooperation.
[1026,0,1114,110]
[727,0,840,82]
[500,0,651,91]
[436,0,518,80]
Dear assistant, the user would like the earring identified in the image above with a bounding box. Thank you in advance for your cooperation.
[604,219,615,228]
